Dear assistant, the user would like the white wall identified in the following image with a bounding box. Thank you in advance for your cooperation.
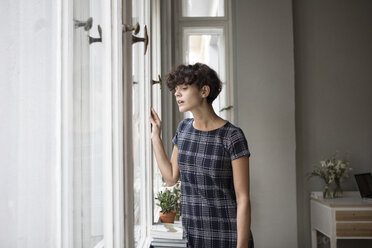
[0,0,60,246]
[233,0,298,247]
[294,1,372,247]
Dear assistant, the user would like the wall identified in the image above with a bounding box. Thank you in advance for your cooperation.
[294,0,372,247]
[234,0,298,247]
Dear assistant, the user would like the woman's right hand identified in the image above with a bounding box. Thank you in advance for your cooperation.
[149,107,162,139]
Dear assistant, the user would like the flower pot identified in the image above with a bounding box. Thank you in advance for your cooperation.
[159,210,176,223]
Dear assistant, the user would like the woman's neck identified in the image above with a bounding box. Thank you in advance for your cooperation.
[191,104,226,130]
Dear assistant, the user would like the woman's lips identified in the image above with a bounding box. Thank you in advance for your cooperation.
[177,100,184,105]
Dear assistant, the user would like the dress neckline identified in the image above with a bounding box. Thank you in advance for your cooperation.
[191,118,229,133]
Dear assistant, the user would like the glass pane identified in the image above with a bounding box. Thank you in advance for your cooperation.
[183,28,227,119]
[72,0,105,246]
[182,0,224,17]
[88,0,104,245]
[132,0,145,246]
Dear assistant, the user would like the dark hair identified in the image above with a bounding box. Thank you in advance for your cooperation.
[165,63,222,104]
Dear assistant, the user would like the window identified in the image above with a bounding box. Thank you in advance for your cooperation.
[123,0,162,247]
[62,0,123,247]
[174,0,234,122]
[71,1,106,246]
[182,0,225,17]
[183,27,227,120]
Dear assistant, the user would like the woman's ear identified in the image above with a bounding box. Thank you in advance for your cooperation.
[201,85,210,98]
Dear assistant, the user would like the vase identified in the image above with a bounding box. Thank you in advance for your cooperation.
[323,184,333,199]
[159,210,176,223]
[333,179,343,198]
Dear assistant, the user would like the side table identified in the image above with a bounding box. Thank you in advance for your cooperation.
[310,191,372,248]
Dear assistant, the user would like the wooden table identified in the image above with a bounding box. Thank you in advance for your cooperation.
[310,191,372,248]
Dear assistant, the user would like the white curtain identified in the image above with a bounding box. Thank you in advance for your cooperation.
[0,0,60,247]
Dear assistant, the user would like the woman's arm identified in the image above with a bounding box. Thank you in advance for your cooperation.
[232,156,251,248]
[149,107,180,186]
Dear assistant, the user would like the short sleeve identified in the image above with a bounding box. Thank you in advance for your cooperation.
[228,128,251,160]
[172,131,178,147]
[172,120,183,147]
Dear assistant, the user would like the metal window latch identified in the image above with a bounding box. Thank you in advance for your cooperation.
[132,25,149,55]
[219,105,233,112]
[123,22,140,34]
[89,25,102,44]
[151,75,162,90]
[74,17,93,31]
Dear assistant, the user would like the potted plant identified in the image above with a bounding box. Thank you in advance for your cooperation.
[155,184,180,223]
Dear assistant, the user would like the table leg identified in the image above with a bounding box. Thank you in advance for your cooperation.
[330,237,337,248]
[311,228,317,248]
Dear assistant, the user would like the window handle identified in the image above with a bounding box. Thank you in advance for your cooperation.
[132,25,149,55]
[123,22,140,35]
[219,105,233,112]
[152,75,162,90]
[74,17,93,31]
[89,25,102,44]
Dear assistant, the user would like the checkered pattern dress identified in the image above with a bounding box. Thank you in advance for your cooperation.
[172,118,254,248]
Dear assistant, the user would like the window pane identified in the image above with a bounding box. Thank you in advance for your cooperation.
[72,0,106,246]
[132,0,145,246]
[182,0,224,17]
[132,33,144,248]
[183,28,227,119]
[87,0,105,245]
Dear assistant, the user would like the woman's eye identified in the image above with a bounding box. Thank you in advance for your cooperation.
[183,87,187,90]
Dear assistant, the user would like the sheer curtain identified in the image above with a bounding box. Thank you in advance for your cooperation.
[0,0,60,247]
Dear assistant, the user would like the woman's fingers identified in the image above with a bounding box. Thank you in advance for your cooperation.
[149,114,154,123]
[151,107,161,121]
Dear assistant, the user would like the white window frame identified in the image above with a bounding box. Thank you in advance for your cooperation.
[122,0,163,247]
[61,0,124,247]
[173,0,235,123]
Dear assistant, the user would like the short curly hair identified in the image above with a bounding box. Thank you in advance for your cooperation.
[165,63,222,104]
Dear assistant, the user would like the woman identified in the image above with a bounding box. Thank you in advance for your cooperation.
[149,63,254,248]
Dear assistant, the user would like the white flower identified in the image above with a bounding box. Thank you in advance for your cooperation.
[321,161,326,167]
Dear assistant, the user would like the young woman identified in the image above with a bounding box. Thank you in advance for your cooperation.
[149,63,254,248]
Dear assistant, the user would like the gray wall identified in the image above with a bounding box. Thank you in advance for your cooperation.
[234,0,372,247]
[294,1,372,247]
[234,0,298,247]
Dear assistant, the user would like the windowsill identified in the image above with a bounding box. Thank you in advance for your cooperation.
[142,205,185,248]
[144,219,185,248]
[143,236,153,248]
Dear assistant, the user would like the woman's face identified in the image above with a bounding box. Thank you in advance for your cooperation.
[174,83,203,113]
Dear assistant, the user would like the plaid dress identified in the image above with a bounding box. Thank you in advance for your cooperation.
[172,118,254,248]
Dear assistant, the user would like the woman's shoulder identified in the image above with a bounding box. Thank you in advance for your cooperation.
[225,121,244,133]
[224,122,247,143]
[181,118,193,126]
[176,118,193,131]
